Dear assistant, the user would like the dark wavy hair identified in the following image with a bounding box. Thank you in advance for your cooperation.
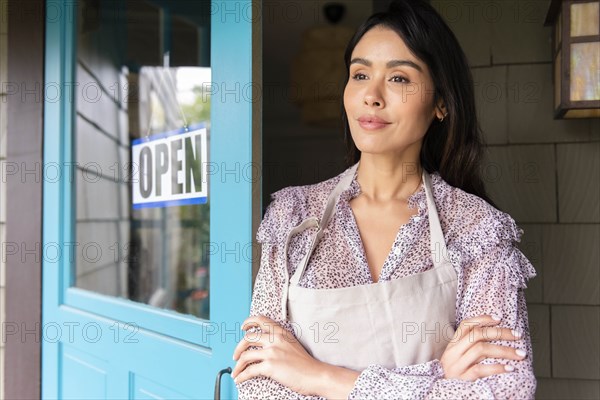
[341,0,494,206]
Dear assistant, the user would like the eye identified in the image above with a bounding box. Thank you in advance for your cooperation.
[390,75,410,83]
[351,73,368,81]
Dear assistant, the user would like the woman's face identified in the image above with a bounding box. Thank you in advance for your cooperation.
[343,26,443,158]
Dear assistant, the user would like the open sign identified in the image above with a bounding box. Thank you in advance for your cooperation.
[132,126,208,209]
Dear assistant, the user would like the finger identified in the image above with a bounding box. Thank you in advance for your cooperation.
[232,349,266,380]
[242,316,283,335]
[232,327,271,361]
[233,324,290,360]
[233,360,267,385]
[462,363,515,381]
[232,326,268,360]
[452,326,519,356]
[458,342,527,372]
[242,316,284,338]
[473,326,523,343]
[454,314,502,341]
[453,327,522,356]
[241,316,270,331]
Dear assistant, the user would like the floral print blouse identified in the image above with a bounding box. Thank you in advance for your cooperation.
[236,164,538,399]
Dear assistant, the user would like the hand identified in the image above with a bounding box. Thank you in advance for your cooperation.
[440,315,525,381]
[440,314,526,381]
[231,315,324,396]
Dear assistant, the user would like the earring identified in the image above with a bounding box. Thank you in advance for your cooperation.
[439,112,448,122]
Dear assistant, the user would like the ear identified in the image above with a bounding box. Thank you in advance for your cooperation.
[434,100,448,121]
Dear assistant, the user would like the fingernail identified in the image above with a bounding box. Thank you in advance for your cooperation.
[504,365,515,372]
[491,313,501,321]
[511,329,522,338]
[516,349,527,357]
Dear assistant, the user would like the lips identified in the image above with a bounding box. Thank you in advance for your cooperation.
[357,115,391,130]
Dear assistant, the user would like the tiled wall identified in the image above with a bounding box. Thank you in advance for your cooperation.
[432,1,600,398]
[75,29,131,297]
[0,0,7,396]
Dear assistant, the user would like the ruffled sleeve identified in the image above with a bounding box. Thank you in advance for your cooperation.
[256,186,306,245]
[447,196,537,291]
[482,209,536,289]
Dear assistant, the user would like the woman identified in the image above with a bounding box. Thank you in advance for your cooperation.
[232,0,537,398]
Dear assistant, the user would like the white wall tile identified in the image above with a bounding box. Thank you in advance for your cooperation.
[484,145,556,223]
[557,143,600,223]
[536,378,600,400]
[551,305,600,380]
[519,224,543,303]
[118,109,128,147]
[76,62,121,141]
[76,263,119,298]
[431,0,492,66]
[472,66,507,144]
[118,221,130,298]
[75,221,119,284]
[543,224,600,305]
[507,64,593,144]
[529,304,550,378]
[77,35,122,105]
[118,147,132,219]
[119,182,129,220]
[76,114,121,177]
[76,172,121,221]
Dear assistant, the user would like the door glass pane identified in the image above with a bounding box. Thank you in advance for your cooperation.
[74,0,211,320]
[570,42,600,101]
[570,2,600,37]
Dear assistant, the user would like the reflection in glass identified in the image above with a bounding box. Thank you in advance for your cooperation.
[570,2,600,37]
[570,42,600,101]
[74,0,212,320]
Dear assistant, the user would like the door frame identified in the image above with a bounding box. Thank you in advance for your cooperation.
[4,0,45,399]
[42,0,261,397]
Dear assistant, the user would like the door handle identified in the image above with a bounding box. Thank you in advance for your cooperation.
[214,366,232,400]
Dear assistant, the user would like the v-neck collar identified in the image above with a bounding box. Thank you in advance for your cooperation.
[338,166,428,284]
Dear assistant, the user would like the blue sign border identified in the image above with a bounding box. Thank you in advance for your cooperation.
[131,122,207,145]
[132,196,208,209]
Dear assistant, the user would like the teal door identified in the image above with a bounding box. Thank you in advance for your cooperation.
[42,1,258,398]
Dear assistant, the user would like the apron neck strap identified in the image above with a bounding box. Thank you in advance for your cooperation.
[289,163,358,286]
[422,171,451,268]
[289,163,450,287]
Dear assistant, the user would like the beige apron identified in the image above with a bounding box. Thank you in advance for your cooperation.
[281,163,458,371]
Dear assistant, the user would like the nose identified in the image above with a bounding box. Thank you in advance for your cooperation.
[363,82,384,108]
[364,96,382,107]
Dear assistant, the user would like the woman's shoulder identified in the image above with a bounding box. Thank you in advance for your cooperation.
[430,172,523,252]
[256,167,349,244]
[431,172,537,289]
